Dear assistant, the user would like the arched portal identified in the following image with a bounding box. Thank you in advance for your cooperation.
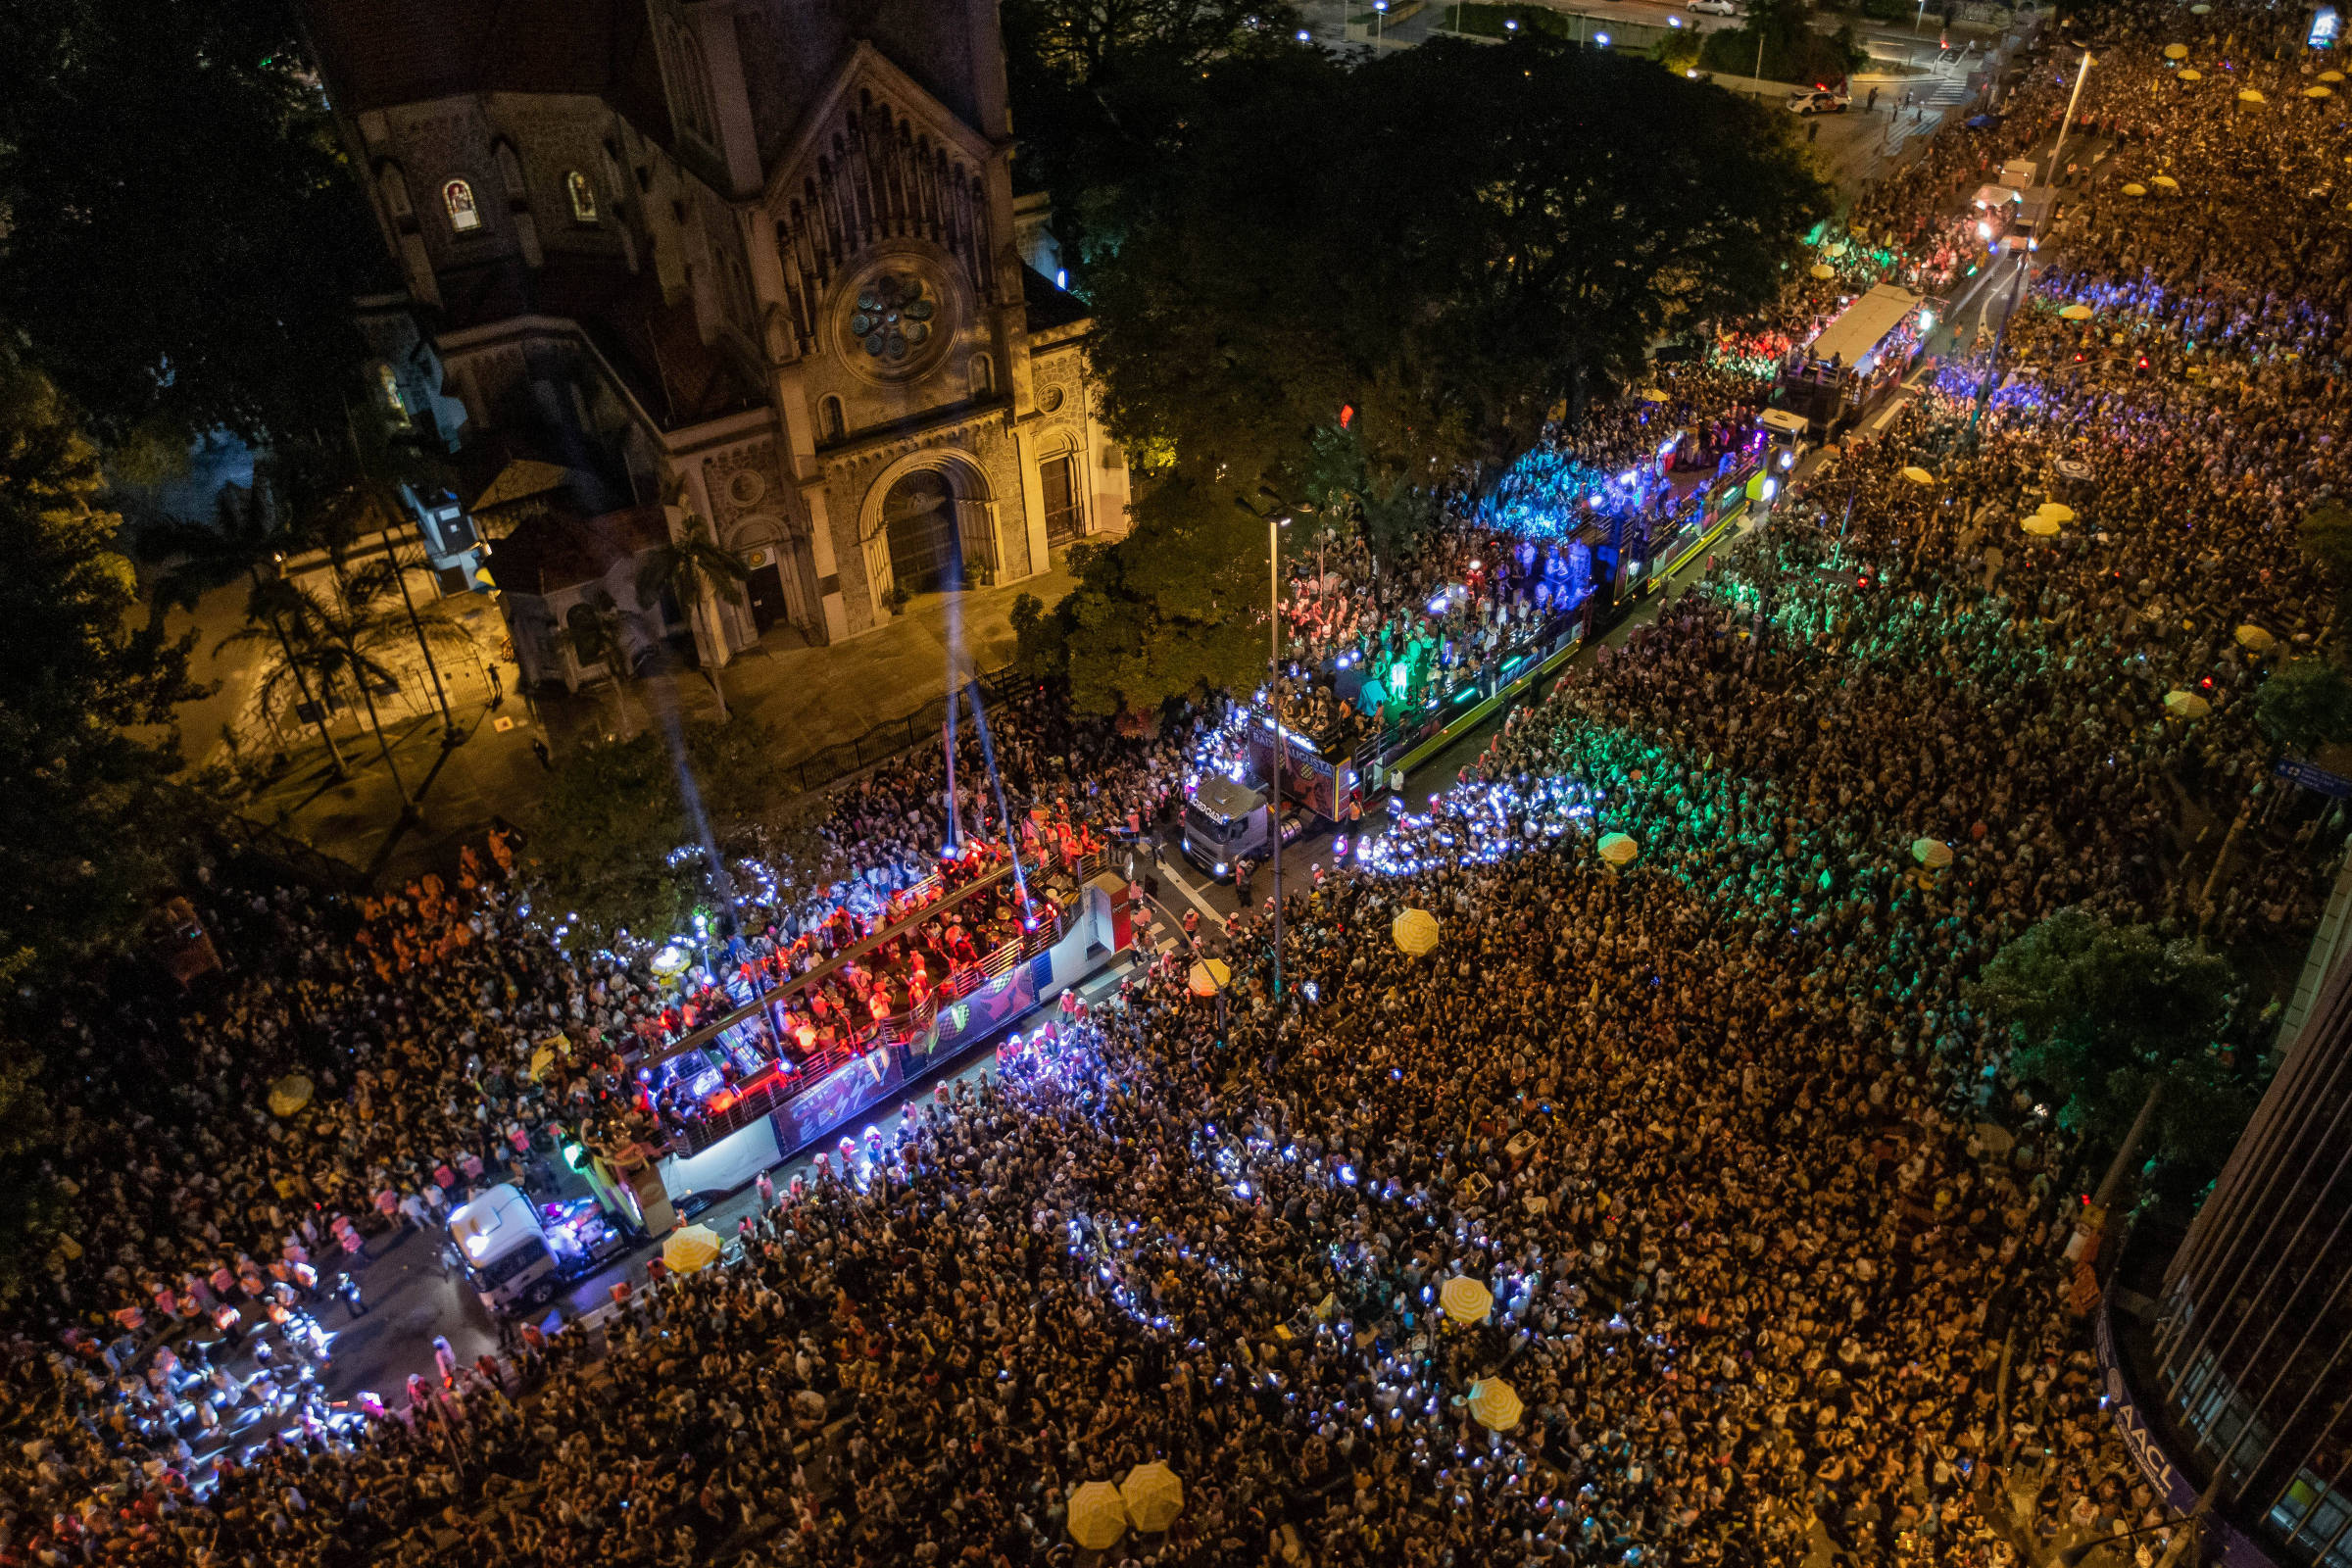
[882,470,960,594]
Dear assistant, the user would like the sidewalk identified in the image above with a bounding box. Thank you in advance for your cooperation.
[182,553,1080,886]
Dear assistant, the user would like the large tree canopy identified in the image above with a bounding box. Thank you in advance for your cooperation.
[1971,908,2259,1194]
[1035,36,1827,713]
[0,0,381,451]
[1083,36,1829,513]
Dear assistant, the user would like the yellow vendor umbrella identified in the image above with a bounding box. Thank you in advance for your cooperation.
[2059,304,2094,320]
[1809,263,1837,280]
[1393,906,1441,956]
[2235,624,2276,653]
[1596,831,1640,866]
[1187,958,1231,998]
[528,1045,558,1080]
[2188,2,2211,9]
[1469,1378,1525,1432]
[2151,174,2180,189]
[662,1223,723,1275]
[1119,1463,1185,1534]
[2306,85,2335,99]
[1901,465,1938,485]
[1440,1275,1494,1325]
[2321,70,2345,82]
[2036,502,2076,523]
[2164,42,2189,59]
[1911,838,1954,869]
[2021,514,2060,538]
[1067,1482,1129,1551]
[2164,690,2212,719]
[1642,388,1673,404]
[267,1074,315,1119]
[2238,88,2267,104]
[2122,182,2148,197]
[2177,68,2202,81]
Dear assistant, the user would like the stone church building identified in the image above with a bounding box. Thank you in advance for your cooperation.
[302,0,1129,689]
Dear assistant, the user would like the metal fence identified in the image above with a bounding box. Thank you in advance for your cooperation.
[779,664,1016,795]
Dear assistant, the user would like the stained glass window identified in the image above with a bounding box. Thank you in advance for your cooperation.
[848,275,935,363]
[443,178,480,232]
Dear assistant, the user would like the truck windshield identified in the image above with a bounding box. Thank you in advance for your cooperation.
[1185,804,1246,843]
[468,1237,549,1291]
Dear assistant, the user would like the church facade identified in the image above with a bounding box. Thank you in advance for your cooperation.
[303,0,1128,689]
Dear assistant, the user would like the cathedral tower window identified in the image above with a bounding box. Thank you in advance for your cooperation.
[443,178,481,232]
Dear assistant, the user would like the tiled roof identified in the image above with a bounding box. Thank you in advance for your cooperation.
[483,505,669,598]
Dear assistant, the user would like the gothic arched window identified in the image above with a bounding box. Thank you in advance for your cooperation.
[443,178,481,232]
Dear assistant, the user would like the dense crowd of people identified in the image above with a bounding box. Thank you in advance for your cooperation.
[4,2,2349,1565]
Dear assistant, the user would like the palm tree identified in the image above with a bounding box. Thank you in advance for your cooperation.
[638,481,753,720]
[138,488,352,777]
[565,589,641,738]
[219,565,469,825]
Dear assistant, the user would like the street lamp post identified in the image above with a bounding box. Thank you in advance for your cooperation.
[2045,45,2095,185]
[1268,512,1289,1009]
[1374,0,1387,44]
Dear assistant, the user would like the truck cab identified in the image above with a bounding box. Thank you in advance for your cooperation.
[449,1184,562,1314]
[1181,775,1271,878]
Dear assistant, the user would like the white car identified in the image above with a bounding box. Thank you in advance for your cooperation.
[1788,88,1851,114]
[1689,0,1740,15]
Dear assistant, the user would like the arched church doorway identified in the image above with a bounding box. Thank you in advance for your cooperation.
[883,469,962,594]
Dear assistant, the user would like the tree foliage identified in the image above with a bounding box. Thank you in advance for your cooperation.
[1012,476,1277,716]
[1971,908,2257,1185]
[0,350,209,965]
[0,0,381,450]
[528,719,809,942]
[2257,658,2352,758]
[2299,498,2352,635]
[1082,38,1827,498]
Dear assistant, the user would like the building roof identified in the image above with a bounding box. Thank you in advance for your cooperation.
[434,257,762,431]
[484,505,670,598]
[305,0,667,131]
[1021,265,1090,332]
[1806,283,1923,370]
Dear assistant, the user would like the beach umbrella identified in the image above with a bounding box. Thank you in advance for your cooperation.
[2036,502,2076,523]
[1809,263,1837,280]
[267,1074,314,1119]
[662,1223,722,1275]
[2164,42,2189,59]
[1187,958,1231,998]
[2178,68,2202,80]
[2058,304,2094,320]
[1911,839,1954,869]
[2122,182,2148,197]
[1901,465,1937,485]
[1596,831,1639,866]
[1119,1464,1185,1534]
[1468,1379,1525,1431]
[1440,1275,1494,1325]
[1393,906,1441,956]
[2022,515,2060,537]
[2164,690,2212,719]
[2152,174,2180,189]
[1067,1483,1129,1550]
[2235,624,2276,653]
[2238,88,2266,104]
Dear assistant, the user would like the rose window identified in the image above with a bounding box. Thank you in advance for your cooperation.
[849,276,935,362]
